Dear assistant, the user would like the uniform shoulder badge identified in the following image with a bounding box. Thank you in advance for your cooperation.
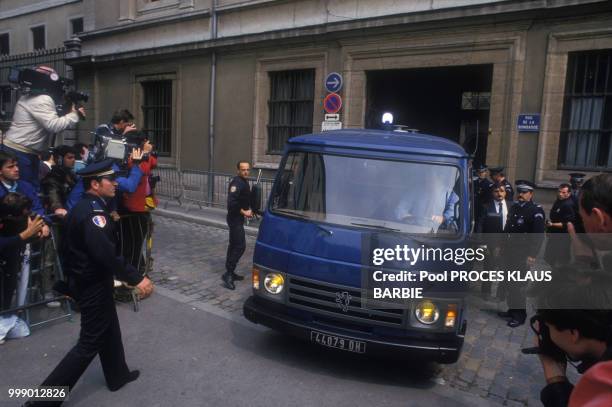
[92,215,107,228]
[230,185,237,193]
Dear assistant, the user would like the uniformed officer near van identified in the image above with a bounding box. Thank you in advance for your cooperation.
[473,164,494,222]
[499,180,545,328]
[544,183,576,267]
[489,166,514,202]
[222,161,253,290]
[27,160,153,406]
[569,172,586,233]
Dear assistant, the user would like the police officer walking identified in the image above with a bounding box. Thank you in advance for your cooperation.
[222,161,253,290]
[499,180,545,328]
[27,160,153,406]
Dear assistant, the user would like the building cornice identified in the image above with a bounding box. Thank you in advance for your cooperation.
[70,0,610,65]
[79,8,211,40]
[0,0,81,21]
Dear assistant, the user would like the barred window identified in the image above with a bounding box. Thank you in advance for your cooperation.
[141,80,172,157]
[267,69,315,154]
[461,92,490,110]
[31,26,45,50]
[70,18,84,36]
[0,33,8,56]
[559,49,612,170]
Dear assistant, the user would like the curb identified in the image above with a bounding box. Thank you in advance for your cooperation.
[153,207,260,237]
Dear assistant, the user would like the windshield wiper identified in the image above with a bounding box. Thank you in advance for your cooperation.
[273,209,311,219]
[350,222,400,232]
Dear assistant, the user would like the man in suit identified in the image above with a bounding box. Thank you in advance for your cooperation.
[475,182,513,299]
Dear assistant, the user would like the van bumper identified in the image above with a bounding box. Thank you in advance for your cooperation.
[243,295,465,363]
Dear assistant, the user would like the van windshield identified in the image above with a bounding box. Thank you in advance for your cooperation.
[270,152,463,235]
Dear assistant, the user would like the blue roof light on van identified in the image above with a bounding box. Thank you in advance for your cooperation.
[288,129,469,159]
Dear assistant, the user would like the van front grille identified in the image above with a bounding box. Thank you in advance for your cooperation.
[287,276,404,327]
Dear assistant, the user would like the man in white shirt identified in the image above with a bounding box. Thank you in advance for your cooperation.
[1,66,84,190]
[475,183,513,299]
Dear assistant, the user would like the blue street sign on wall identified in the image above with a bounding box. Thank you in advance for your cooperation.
[517,114,541,132]
[325,72,343,93]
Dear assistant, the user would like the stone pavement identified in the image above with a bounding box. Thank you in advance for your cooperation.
[149,214,577,406]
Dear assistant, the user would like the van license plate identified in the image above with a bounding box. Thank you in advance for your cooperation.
[310,331,366,353]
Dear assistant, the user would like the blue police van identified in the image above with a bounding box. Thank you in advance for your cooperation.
[243,129,470,363]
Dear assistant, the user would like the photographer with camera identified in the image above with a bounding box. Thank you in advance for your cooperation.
[532,272,612,407]
[1,66,85,190]
[40,145,78,219]
[120,130,157,272]
[0,192,45,311]
[94,109,137,143]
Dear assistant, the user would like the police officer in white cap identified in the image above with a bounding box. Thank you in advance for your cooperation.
[499,180,545,327]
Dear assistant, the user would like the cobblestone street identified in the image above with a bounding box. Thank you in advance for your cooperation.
[149,215,577,406]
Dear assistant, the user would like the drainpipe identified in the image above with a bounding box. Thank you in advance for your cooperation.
[207,0,218,204]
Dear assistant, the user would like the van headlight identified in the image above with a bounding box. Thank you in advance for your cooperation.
[264,273,285,295]
[415,300,439,325]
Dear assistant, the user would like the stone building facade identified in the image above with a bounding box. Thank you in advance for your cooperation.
[2,1,612,200]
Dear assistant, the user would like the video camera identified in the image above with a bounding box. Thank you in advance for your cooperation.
[8,67,88,118]
[94,127,150,164]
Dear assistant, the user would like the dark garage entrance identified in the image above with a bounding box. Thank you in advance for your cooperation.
[365,65,493,165]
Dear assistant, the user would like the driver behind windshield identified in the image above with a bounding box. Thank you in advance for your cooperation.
[394,169,459,231]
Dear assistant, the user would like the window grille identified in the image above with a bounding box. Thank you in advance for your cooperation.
[0,34,8,56]
[267,69,315,154]
[461,91,490,110]
[141,80,173,157]
[559,49,612,170]
[71,18,84,36]
[31,26,45,50]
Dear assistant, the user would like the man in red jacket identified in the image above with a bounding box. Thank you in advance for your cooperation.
[120,136,157,273]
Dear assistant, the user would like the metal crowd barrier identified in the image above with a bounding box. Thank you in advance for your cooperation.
[0,223,73,328]
[0,210,155,328]
[153,166,276,210]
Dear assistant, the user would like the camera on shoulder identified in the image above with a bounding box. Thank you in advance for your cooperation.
[8,66,88,117]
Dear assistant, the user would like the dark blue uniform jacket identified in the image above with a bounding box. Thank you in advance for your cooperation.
[61,193,143,286]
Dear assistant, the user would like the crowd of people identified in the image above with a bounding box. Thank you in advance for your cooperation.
[473,166,586,327]
[473,165,612,406]
[0,110,157,313]
[0,66,156,405]
[1,64,611,406]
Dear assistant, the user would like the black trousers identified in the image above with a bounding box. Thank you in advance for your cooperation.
[1,251,21,311]
[119,212,151,273]
[33,278,133,406]
[225,216,246,274]
[505,260,528,323]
